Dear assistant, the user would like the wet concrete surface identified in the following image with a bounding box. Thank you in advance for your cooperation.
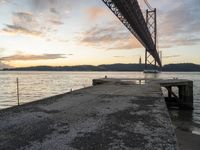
[0,79,177,150]
[169,109,200,150]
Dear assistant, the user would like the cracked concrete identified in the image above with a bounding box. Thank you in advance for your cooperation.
[0,79,177,150]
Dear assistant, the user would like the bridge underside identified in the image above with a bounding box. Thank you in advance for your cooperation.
[102,0,162,66]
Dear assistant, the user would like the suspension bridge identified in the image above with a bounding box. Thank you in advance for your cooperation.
[102,0,162,69]
[1,1,191,150]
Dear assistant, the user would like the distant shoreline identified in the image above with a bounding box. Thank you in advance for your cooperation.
[1,70,200,72]
[1,63,200,72]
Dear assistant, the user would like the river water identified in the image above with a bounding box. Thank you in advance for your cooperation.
[0,71,200,134]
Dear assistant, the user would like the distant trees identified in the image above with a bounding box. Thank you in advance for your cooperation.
[2,63,200,72]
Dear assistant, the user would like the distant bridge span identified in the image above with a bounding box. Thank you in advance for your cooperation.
[102,0,162,67]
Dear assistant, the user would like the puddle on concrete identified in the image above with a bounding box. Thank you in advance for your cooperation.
[120,79,147,85]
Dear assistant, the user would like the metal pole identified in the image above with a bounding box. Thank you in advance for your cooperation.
[145,49,147,69]
[154,8,157,50]
[154,8,157,69]
[16,78,20,106]
[145,9,148,70]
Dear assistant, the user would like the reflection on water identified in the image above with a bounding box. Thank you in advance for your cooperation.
[144,72,159,79]
[169,109,200,135]
[0,71,145,109]
[0,71,200,134]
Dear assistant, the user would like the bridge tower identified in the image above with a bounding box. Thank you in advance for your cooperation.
[102,0,162,69]
[145,8,158,70]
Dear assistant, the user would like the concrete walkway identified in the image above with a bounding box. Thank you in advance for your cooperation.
[0,79,177,150]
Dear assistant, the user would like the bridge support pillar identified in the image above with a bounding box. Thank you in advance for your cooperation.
[145,8,160,70]
[145,49,157,70]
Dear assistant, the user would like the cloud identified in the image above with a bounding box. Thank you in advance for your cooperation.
[81,24,142,50]
[163,55,180,59]
[0,47,11,69]
[87,0,200,49]
[58,39,68,43]
[0,0,10,4]
[160,37,200,48]
[3,24,42,36]
[85,7,107,20]
[2,1,69,37]
[49,20,64,25]
[30,0,70,16]
[2,11,43,37]
[50,7,60,15]
[1,53,66,61]
[113,56,126,58]
[108,38,141,50]
[157,0,200,48]
[0,48,5,52]
[0,61,11,69]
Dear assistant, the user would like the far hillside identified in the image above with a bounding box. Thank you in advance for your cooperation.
[2,63,200,72]
[163,63,200,72]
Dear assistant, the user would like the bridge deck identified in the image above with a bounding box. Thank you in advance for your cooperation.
[0,79,177,150]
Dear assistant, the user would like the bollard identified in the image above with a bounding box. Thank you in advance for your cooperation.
[16,78,20,106]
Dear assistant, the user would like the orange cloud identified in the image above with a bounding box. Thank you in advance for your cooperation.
[85,7,107,20]
[80,25,142,50]
[1,54,66,61]
[108,38,142,50]
[0,48,5,52]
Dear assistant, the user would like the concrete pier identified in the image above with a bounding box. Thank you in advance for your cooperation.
[160,79,193,109]
[0,78,184,150]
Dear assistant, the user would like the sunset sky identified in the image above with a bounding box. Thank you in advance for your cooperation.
[0,0,200,68]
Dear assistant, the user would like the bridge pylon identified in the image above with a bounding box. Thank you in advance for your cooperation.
[101,0,162,68]
[145,8,160,70]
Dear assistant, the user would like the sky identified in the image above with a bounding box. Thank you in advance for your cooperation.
[0,0,200,68]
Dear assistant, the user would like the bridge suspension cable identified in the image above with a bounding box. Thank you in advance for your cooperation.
[144,0,153,11]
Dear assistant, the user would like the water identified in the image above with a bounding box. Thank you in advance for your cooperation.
[0,71,146,109]
[0,71,200,134]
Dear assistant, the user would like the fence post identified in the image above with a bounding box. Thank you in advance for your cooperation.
[16,78,20,106]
